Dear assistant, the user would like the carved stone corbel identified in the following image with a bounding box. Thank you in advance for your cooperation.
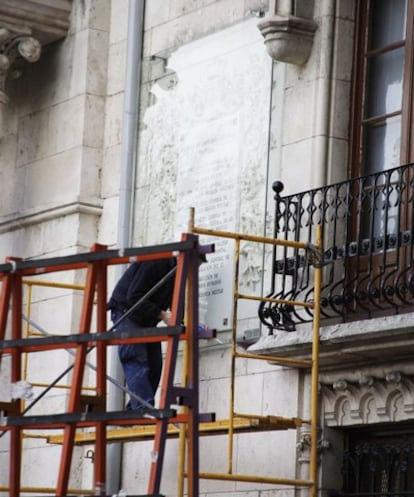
[0,0,72,103]
[0,24,41,103]
[258,14,317,65]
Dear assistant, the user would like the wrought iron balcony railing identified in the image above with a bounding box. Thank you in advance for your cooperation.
[259,164,414,332]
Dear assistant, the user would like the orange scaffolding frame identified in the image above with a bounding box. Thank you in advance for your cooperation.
[0,234,213,497]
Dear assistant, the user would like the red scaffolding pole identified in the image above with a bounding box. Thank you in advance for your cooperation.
[0,234,214,497]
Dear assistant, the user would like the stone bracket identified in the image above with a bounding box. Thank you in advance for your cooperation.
[0,24,41,103]
[0,0,72,103]
[258,14,317,65]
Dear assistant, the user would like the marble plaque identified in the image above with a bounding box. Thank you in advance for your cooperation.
[141,18,272,330]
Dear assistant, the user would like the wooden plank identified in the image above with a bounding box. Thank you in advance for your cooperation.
[45,415,306,445]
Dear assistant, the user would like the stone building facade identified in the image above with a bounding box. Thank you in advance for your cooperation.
[1,0,414,496]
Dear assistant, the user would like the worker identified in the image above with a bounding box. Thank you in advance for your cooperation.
[108,252,207,411]
[107,257,177,410]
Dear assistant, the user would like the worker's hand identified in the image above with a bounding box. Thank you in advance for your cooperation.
[159,310,172,326]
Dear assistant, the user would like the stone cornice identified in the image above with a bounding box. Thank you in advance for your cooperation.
[0,0,72,103]
[0,201,103,234]
[248,312,414,371]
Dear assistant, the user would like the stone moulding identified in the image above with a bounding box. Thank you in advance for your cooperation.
[0,0,72,103]
[321,372,414,427]
[258,14,317,65]
[0,202,103,235]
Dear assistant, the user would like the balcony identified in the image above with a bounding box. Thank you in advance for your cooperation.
[259,164,414,335]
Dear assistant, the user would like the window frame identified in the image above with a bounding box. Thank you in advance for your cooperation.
[349,0,414,175]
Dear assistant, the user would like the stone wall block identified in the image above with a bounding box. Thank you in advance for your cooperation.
[0,134,22,216]
[234,372,264,412]
[25,214,82,256]
[262,369,299,417]
[281,139,314,193]
[86,29,109,96]
[104,92,123,148]
[68,29,89,97]
[76,210,100,249]
[88,0,111,31]
[79,146,101,200]
[98,196,119,246]
[200,348,233,379]
[148,0,244,57]
[16,106,51,167]
[330,80,351,140]
[71,0,111,34]
[109,0,128,45]
[200,376,230,419]
[326,138,348,184]
[83,94,105,149]
[333,18,354,82]
[101,143,121,198]
[283,84,315,145]
[236,430,297,477]
[144,0,171,29]
[337,0,355,20]
[22,148,81,211]
[106,39,126,96]
[48,95,85,155]
[20,445,62,488]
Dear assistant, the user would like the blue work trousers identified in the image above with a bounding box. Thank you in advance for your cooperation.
[111,309,162,410]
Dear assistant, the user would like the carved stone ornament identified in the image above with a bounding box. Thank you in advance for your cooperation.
[258,15,317,65]
[0,0,72,103]
[321,372,414,427]
[0,24,41,103]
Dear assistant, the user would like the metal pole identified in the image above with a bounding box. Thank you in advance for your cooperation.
[227,238,241,474]
[309,225,322,497]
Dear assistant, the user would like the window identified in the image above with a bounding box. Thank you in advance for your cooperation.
[339,428,414,496]
[350,0,414,174]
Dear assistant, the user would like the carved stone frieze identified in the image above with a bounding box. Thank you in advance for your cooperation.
[321,372,414,427]
[0,0,72,103]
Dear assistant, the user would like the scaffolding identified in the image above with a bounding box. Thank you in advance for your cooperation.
[0,219,322,497]
[189,210,322,497]
[0,235,213,497]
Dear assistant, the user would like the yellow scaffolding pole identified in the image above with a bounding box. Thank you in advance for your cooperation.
[189,207,322,496]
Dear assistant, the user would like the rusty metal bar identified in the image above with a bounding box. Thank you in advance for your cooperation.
[94,251,108,494]
[0,236,213,497]
[0,241,196,275]
[56,254,98,497]
[10,259,23,497]
[148,235,189,494]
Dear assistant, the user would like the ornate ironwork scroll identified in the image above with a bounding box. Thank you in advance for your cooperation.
[259,164,414,331]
